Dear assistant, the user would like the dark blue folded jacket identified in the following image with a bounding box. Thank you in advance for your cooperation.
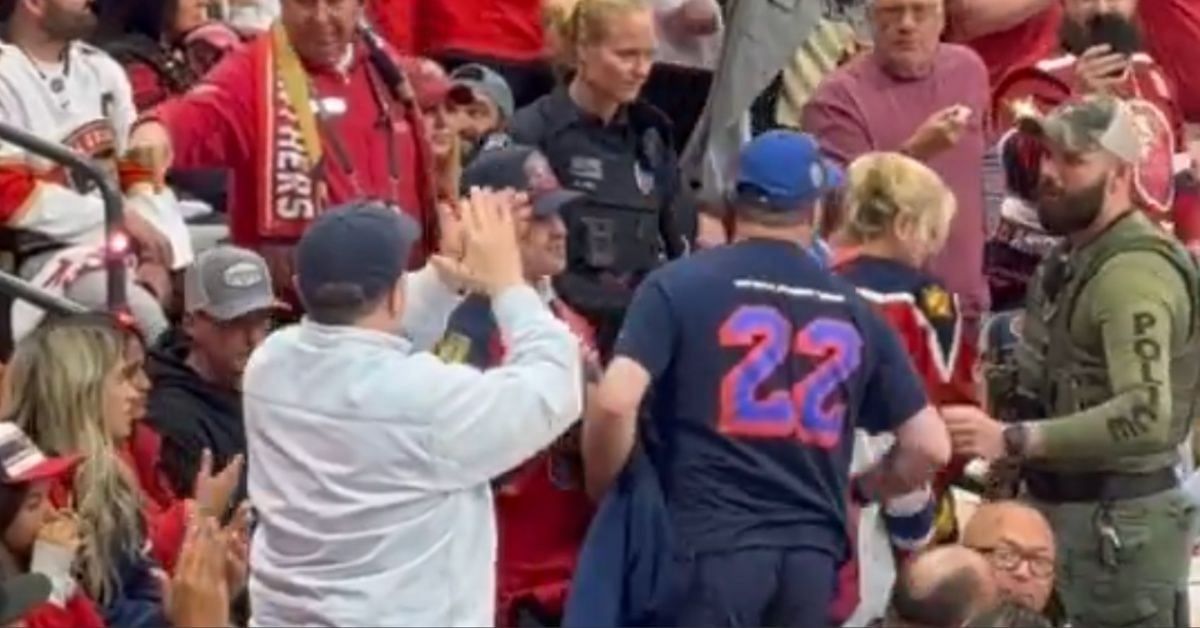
[102,540,168,628]
[563,450,675,627]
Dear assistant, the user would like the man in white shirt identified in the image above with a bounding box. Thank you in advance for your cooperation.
[243,196,584,627]
[0,0,191,342]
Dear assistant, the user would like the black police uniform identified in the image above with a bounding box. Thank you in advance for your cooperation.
[510,87,694,356]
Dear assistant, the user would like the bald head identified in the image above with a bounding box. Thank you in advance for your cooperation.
[963,501,1054,549]
[962,501,1056,611]
[890,545,998,627]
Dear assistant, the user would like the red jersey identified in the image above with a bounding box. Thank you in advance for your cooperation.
[119,427,189,574]
[834,256,978,408]
[418,0,545,62]
[368,0,419,55]
[24,592,106,628]
[964,3,1062,86]
[1139,0,1200,123]
[432,291,595,626]
[834,255,976,509]
[992,52,1200,247]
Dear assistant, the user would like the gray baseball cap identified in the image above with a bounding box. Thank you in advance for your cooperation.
[1023,95,1143,165]
[184,245,281,321]
[450,63,516,120]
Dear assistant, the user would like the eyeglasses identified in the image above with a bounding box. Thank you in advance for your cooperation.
[974,544,1056,579]
[874,2,942,23]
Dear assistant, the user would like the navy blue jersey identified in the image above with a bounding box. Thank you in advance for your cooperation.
[614,239,928,557]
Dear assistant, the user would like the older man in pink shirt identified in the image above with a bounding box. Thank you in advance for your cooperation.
[802,0,990,321]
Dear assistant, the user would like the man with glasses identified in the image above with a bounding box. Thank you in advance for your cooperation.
[962,501,1057,615]
[803,0,990,351]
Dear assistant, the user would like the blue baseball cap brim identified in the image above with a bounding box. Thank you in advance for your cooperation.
[730,157,844,211]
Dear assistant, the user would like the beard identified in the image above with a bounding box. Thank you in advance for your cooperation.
[1060,12,1143,56]
[42,0,98,42]
[1036,176,1107,236]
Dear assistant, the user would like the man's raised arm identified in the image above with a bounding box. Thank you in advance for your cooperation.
[130,50,257,173]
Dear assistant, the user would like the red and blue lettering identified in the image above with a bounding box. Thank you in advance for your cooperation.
[718,305,863,448]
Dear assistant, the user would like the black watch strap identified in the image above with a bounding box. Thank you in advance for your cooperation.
[1003,423,1028,459]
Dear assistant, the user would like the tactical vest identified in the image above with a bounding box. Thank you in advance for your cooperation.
[519,97,677,326]
[1018,212,1200,474]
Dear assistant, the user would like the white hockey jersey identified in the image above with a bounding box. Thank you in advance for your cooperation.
[841,431,937,627]
[0,40,191,338]
[0,39,136,244]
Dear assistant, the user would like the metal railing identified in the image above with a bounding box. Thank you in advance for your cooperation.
[0,271,88,316]
[0,121,127,313]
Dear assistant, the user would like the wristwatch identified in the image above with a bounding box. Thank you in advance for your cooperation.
[1002,423,1029,459]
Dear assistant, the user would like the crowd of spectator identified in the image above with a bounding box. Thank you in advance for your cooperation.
[0,0,1197,626]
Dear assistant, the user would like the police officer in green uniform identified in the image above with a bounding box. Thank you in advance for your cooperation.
[945,95,1200,628]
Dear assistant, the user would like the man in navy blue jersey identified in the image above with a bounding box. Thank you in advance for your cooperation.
[583,130,952,627]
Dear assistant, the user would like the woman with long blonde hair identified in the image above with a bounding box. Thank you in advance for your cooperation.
[3,317,162,626]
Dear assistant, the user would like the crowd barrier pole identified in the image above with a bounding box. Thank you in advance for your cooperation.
[0,270,89,317]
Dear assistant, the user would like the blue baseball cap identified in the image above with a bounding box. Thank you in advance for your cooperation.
[732,130,844,212]
[295,202,420,308]
[462,145,586,218]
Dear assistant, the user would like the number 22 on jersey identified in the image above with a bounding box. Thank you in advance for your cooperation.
[718,305,863,449]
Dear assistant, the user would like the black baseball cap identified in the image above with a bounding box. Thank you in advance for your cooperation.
[461,145,586,218]
[295,203,420,309]
[0,574,51,624]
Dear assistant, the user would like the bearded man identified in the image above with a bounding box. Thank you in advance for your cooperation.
[948,95,1200,628]
[987,0,1199,310]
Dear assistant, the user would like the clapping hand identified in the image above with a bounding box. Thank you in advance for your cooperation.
[429,187,526,296]
[192,450,244,520]
[165,517,230,628]
[222,502,250,596]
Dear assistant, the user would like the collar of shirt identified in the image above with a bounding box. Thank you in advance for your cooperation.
[297,318,413,354]
[301,43,361,79]
[544,85,633,132]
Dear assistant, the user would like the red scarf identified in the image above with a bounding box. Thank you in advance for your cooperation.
[246,24,437,247]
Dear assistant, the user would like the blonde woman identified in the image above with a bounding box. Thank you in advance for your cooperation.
[832,152,980,545]
[3,315,241,627]
[515,0,690,356]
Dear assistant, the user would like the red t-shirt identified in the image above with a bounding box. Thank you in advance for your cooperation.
[965,3,1062,86]
[1139,0,1200,123]
[369,0,418,55]
[418,0,545,62]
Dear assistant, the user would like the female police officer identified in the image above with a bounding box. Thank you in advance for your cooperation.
[511,0,694,356]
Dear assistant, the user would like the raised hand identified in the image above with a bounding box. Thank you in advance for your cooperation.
[192,450,244,519]
[166,517,230,628]
[1076,44,1130,94]
[452,187,527,296]
[902,105,972,161]
[36,510,81,554]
